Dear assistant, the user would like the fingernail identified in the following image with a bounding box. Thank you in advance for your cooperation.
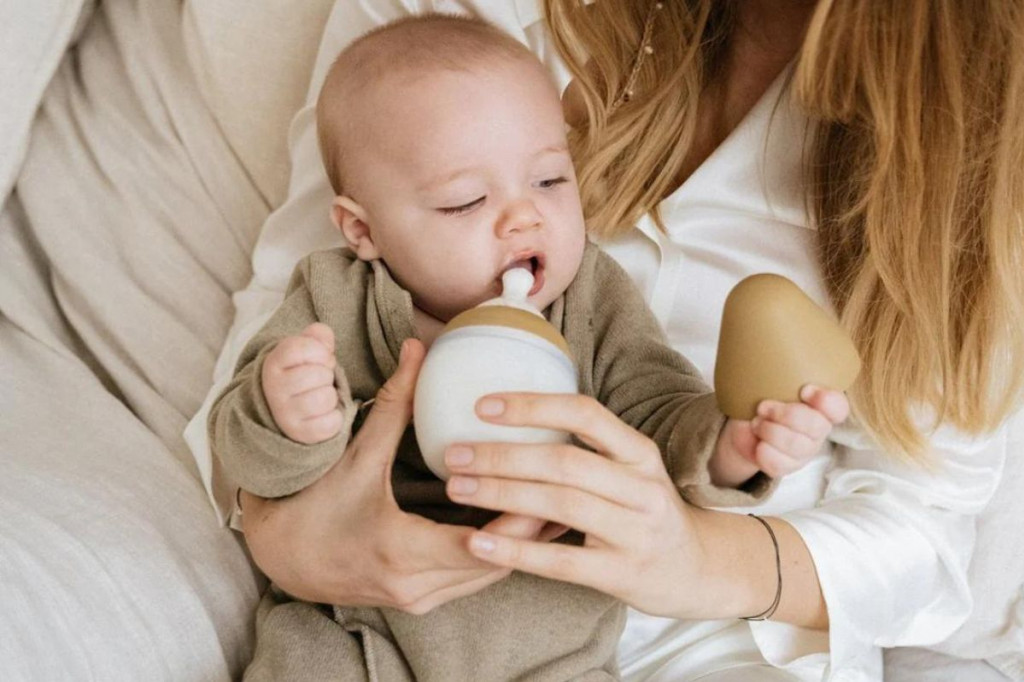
[448,476,478,496]
[800,385,816,401]
[445,446,473,467]
[751,416,761,429]
[477,397,505,417]
[470,534,496,554]
[757,402,771,417]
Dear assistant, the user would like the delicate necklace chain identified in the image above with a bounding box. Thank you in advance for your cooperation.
[612,1,663,110]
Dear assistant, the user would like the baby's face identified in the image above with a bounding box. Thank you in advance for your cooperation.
[339,59,587,322]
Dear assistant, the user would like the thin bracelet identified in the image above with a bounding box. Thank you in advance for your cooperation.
[740,513,782,621]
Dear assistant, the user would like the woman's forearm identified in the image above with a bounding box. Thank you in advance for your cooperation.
[691,508,829,629]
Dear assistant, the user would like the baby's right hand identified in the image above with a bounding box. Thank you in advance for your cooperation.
[262,323,342,445]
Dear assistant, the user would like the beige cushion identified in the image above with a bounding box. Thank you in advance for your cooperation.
[4,1,265,677]
[182,1,335,207]
[0,0,93,203]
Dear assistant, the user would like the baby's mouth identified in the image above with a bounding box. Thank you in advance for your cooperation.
[501,254,545,296]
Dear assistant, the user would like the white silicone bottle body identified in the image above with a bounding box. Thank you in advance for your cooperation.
[414,328,577,480]
[412,268,578,480]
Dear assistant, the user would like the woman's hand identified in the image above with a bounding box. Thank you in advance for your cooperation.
[240,339,559,614]
[441,392,714,618]
[442,392,828,626]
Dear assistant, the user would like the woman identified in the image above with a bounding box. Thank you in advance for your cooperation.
[237,1,1024,679]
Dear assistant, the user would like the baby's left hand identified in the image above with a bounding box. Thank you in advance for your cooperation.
[717,385,850,480]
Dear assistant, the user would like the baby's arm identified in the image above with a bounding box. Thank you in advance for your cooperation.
[263,322,343,445]
[709,387,850,488]
[208,256,356,499]
[584,250,841,504]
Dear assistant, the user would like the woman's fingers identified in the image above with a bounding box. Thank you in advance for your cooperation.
[389,513,567,613]
[373,512,566,613]
[378,509,552,573]
[466,532,608,593]
[475,392,661,468]
[481,513,547,539]
[481,514,570,543]
[445,441,652,511]
[537,522,571,543]
[374,512,485,571]
[401,512,561,575]
[447,476,641,545]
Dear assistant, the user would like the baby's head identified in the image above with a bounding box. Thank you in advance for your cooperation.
[316,14,586,322]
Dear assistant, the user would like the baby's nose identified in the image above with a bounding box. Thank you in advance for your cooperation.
[496,199,542,236]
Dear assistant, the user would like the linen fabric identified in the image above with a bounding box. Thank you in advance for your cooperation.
[1,0,266,678]
[0,0,91,205]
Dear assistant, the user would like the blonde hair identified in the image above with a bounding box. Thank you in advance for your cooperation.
[546,0,1024,458]
[316,14,538,195]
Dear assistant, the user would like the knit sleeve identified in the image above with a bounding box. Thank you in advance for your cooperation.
[207,257,358,498]
[586,251,775,507]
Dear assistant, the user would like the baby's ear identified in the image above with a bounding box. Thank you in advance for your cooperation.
[331,196,380,261]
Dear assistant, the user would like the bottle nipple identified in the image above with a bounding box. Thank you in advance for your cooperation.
[501,267,534,303]
[475,267,540,316]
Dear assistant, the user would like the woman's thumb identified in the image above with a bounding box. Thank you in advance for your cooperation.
[348,338,426,466]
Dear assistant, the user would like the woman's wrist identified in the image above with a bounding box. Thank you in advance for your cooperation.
[237,489,325,602]
[689,507,829,629]
[689,507,779,619]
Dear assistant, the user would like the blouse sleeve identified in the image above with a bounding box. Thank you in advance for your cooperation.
[749,418,1008,676]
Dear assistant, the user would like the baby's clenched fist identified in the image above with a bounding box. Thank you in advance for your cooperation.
[711,385,850,488]
[262,322,342,444]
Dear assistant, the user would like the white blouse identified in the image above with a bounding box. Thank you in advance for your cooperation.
[185,1,1008,680]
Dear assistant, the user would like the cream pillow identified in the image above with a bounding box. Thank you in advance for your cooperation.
[182,0,335,207]
[0,0,93,205]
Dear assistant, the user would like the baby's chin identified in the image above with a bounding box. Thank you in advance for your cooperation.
[414,297,484,325]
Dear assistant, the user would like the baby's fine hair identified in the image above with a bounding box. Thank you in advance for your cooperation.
[316,13,539,195]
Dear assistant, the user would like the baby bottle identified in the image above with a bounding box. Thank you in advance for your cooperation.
[414,268,579,480]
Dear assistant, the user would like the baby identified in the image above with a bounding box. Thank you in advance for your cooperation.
[209,14,841,682]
